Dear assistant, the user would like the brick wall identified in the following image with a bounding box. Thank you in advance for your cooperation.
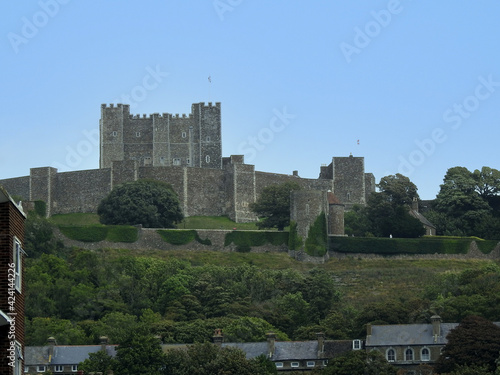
[0,199,25,375]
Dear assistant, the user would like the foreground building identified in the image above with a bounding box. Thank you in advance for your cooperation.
[365,315,454,374]
[0,186,26,375]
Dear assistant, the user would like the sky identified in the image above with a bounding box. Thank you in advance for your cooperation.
[1,1,500,200]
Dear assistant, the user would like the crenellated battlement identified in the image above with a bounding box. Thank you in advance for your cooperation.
[100,103,222,170]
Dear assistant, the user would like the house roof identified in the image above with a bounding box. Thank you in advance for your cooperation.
[409,209,436,229]
[25,345,117,366]
[365,323,458,347]
[0,184,26,218]
[222,340,352,361]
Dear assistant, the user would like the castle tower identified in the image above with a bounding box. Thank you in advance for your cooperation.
[99,103,222,169]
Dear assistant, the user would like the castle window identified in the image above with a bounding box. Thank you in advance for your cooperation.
[405,348,414,361]
[187,158,191,165]
[112,131,117,137]
[13,237,22,292]
[421,347,430,361]
[173,158,181,166]
[347,192,351,201]
[206,136,211,142]
[205,155,210,163]
[136,132,141,137]
[182,132,187,138]
[386,348,396,362]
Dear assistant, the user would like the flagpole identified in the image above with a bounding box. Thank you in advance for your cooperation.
[208,75,211,102]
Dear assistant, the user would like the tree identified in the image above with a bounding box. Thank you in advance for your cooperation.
[250,182,300,231]
[321,350,396,375]
[435,315,500,374]
[429,166,500,238]
[162,342,276,374]
[97,179,183,228]
[113,331,167,375]
[378,173,419,206]
[79,350,117,374]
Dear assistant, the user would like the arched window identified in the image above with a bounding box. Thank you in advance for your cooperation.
[386,348,396,362]
[421,347,430,361]
[205,155,210,163]
[405,348,414,361]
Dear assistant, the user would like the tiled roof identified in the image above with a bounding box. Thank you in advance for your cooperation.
[25,346,117,366]
[222,342,268,359]
[273,341,318,360]
[366,323,458,346]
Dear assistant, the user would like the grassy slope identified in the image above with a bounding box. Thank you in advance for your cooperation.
[50,213,498,309]
[102,247,494,310]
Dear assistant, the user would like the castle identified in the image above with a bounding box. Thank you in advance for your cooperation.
[0,103,375,229]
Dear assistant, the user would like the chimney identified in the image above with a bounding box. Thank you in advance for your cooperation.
[412,197,419,212]
[47,337,56,361]
[316,332,325,358]
[267,332,276,358]
[213,329,223,346]
[366,324,372,336]
[431,315,442,339]
[100,336,109,352]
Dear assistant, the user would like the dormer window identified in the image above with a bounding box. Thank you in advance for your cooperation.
[352,339,362,350]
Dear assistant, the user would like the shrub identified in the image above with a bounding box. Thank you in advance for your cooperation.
[305,212,327,256]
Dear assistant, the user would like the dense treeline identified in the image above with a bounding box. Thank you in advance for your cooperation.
[24,242,500,347]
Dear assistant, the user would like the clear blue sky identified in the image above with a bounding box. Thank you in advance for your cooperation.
[2,1,499,200]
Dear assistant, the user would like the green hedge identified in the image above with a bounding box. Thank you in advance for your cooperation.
[305,212,328,257]
[59,225,138,243]
[329,236,477,255]
[288,221,303,250]
[475,240,499,254]
[224,231,289,252]
[157,230,212,246]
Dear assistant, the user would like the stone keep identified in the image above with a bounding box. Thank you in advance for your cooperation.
[100,102,222,169]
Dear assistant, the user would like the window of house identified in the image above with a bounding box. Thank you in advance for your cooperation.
[421,347,430,361]
[173,158,181,166]
[24,366,29,373]
[182,132,187,138]
[13,341,22,375]
[307,361,315,367]
[206,136,211,142]
[37,366,46,373]
[13,237,22,292]
[275,362,283,368]
[205,155,210,163]
[387,348,396,362]
[135,132,141,137]
[323,360,328,366]
[291,362,300,368]
[72,365,78,372]
[352,339,362,350]
[405,348,414,361]
[54,365,63,372]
